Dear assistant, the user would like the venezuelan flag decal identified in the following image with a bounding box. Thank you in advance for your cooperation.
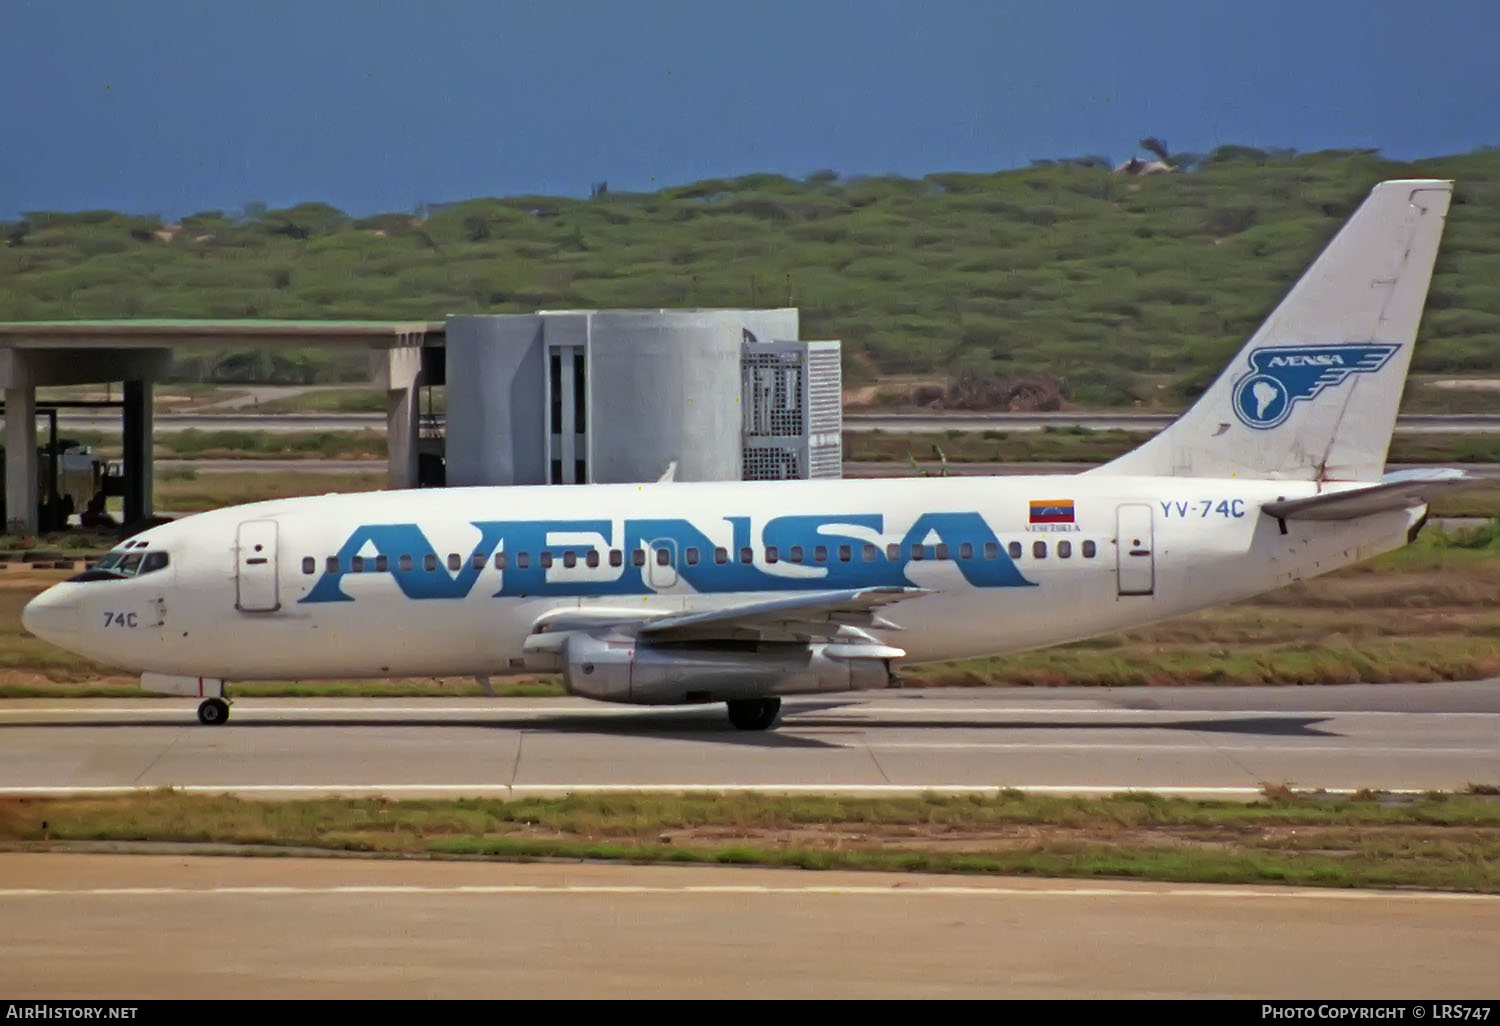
[1029,499,1075,525]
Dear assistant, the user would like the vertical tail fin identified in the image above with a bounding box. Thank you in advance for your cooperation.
[1093,179,1452,482]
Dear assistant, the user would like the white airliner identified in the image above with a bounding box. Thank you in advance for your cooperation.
[22,179,1475,730]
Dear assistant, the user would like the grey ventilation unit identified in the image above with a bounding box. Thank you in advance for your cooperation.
[740,338,841,480]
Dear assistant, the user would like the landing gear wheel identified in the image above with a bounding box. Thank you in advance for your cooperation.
[726,697,781,731]
[197,697,230,726]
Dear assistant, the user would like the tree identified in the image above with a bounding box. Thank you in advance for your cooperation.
[1139,137,1170,163]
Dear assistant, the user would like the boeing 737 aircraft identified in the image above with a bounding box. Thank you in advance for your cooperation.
[22,179,1475,729]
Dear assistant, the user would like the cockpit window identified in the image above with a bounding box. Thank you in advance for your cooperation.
[68,550,170,583]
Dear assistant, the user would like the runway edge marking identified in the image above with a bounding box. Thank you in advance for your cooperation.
[0,883,1496,902]
[0,783,1443,798]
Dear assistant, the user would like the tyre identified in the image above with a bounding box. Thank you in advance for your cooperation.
[726,697,781,731]
[197,697,230,726]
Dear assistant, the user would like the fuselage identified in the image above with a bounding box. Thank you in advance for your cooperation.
[22,473,1419,685]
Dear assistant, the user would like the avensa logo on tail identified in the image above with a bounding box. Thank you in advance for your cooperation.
[1231,344,1400,430]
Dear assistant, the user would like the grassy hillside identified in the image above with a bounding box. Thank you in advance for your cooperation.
[4,146,1499,404]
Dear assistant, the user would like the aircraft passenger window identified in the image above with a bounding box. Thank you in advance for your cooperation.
[1058,541,1072,559]
[632,549,646,567]
[839,545,852,562]
[472,553,486,570]
[685,548,699,566]
[935,543,950,560]
[563,551,577,569]
[351,556,365,573]
[1007,541,1022,559]
[447,554,461,572]
[516,553,530,569]
[424,554,437,572]
[863,544,878,562]
[302,557,315,575]
[540,552,553,569]
[765,546,779,563]
[739,547,754,564]
[984,542,999,560]
[886,543,900,561]
[1033,541,1047,559]
[326,556,339,574]
[609,550,623,567]
[375,555,389,573]
[814,545,828,563]
[586,550,600,568]
[400,554,413,572]
[141,551,168,574]
[910,544,924,561]
[714,547,728,565]
[1083,540,1097,558]
[493,553,507,570]
[656,548,670,567]
[789,546,803,564]
[960,542,973,560]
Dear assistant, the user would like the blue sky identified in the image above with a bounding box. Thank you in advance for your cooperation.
[4,0,1496,219]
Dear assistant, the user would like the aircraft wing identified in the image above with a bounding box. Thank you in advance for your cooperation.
[1261,468,1484,521]
[525,586,927,652]
[637,586,927,644]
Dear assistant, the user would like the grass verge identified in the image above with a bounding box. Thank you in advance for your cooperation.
[154,470,385,511]
[5,790,1500,892]
[845,428,1500,468]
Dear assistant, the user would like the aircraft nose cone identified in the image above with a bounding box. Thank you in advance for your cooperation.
[22,586,78,643]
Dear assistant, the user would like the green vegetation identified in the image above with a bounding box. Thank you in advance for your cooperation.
[157,429,387,460]
[43,423,1500,470]
[5,790,1500,892]
[252,388,400,414]
[5,149,1500,400]
[849,427,1155,463]
[154,470,384,512]
[850,428,1500,466]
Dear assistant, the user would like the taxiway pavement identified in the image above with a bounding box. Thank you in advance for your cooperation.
[1,854,1495,998]
[2,684,1496,798]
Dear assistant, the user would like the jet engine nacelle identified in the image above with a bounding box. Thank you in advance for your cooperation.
[561,632,896,705]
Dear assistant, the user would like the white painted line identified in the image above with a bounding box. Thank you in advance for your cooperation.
[0,783,1440,798]
[0,705,648,716]
[844,707,1500,719]
[860,742,1500,755]
[0,883,1493,901]
[1,704,1496,719]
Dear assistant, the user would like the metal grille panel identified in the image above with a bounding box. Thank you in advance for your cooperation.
[741,337,841,480]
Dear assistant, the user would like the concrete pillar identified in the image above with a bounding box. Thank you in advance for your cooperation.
[4,386,37,534]
[122,379,153,524]
[382,346,422,490]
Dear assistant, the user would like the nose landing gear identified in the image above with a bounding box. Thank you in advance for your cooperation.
[197,697,231,726]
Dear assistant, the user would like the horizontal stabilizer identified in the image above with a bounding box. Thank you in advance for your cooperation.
[1261,468,1483,521]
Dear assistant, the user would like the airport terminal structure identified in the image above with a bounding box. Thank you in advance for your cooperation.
[0,310,841,533]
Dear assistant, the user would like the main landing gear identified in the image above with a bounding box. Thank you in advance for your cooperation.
[197,697,231,726]
[726,697,781,731]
